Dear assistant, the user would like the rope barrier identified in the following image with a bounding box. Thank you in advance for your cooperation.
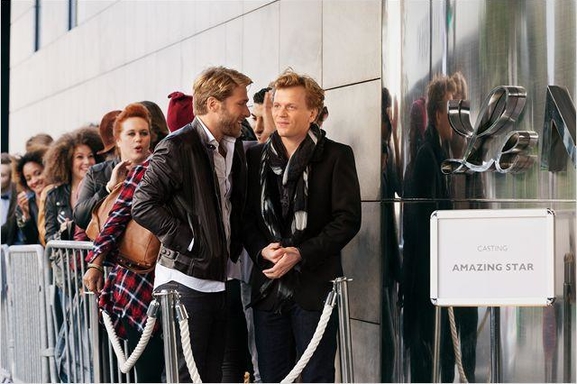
[448,307,468,383]
[174,298,202,383]
[102,283,342,384]
[101,299,159,374]
[281,288,338,383]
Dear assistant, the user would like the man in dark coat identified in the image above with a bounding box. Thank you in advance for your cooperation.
[243,69,362,382]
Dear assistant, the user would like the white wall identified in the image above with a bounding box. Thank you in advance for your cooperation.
[8,1,383,380]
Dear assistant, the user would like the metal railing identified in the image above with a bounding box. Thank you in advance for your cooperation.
[0,245,12,382]
[2,244,50,383]
[1,240,357,383]
[0,241,138,383]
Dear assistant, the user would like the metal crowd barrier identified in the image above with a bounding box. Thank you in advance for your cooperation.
[0,245,12,382]
[46,240,95,383]
[2,244,51,383]
[44,240,137,384]
[0,241,138,383]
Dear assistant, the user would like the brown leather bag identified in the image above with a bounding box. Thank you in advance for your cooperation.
[86,184,160,273]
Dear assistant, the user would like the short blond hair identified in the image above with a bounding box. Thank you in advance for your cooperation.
[193,66,253,115]
[273,69,325,115]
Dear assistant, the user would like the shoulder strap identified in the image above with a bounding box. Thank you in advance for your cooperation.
[85,183,123,241]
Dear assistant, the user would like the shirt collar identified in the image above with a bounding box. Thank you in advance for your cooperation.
[197,117,236,152]
[1,188,11,199]
[197,117,217,144]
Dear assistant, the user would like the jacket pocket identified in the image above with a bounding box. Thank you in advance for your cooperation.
[187,213,206,259]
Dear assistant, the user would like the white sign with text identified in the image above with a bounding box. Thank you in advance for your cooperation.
[430,209,555,306]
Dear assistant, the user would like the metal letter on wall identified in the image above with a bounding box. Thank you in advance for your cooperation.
[540,85,577,172]
[441,86,539,174]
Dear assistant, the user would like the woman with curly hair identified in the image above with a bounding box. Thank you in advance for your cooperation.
[43,126,104,242]
[14,147,48,244]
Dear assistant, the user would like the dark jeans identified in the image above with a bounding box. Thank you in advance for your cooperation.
[156,281,227,383]
[122,317,164,383]
[222,279,253,382]
[254,302,338,383]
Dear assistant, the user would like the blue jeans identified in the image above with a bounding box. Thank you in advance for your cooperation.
[156,281,227,383]
[254,302,338,383]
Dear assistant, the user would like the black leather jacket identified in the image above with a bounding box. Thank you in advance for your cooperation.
[44,184,73,241]
[132,119,246,281]
[73,159,119,229]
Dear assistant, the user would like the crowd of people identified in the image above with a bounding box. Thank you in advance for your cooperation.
[1,67,362,383]
[1,65,481,383]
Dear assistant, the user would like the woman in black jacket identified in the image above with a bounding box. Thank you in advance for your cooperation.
[43,126,104,242]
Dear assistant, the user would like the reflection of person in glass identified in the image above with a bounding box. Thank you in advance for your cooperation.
[444,71,480,383]
[402,74,477,382]
[405,96,427,182]
[380,88,402,382]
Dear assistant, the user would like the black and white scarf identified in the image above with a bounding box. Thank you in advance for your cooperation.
[259,124,325,246]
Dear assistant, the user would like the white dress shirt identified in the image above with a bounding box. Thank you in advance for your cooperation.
[154,119,236,292]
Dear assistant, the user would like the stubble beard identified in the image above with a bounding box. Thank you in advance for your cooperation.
[218,113,242,138]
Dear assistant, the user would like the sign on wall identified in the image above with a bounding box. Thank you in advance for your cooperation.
[430,209,555,306]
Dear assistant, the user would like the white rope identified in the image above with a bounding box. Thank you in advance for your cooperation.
[448,307,468,383]
[178,318,203,383]
[101,311,157,373]
[281,301,336,383]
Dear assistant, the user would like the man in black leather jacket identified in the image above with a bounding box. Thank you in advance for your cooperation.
[132,66,252,383]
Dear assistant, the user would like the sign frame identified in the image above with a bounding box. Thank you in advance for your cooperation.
[430,208,555,307]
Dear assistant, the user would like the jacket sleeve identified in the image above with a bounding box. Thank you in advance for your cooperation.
[297,145,362,270]
[43,191,60,242]
[15,206,39,245]
[242,145,270,264]
[132,139,195,256]
[74,167,109,229]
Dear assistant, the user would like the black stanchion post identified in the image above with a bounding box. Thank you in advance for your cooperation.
[490,307,502,383]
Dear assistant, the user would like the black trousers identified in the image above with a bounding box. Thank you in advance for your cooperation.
[122,317,165,383]
[222,279,253,382]
[156,281,227,383]
[254,302,338,383]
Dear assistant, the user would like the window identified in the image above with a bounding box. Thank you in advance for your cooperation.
[68,0,77,30]
[34,0,40,51]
